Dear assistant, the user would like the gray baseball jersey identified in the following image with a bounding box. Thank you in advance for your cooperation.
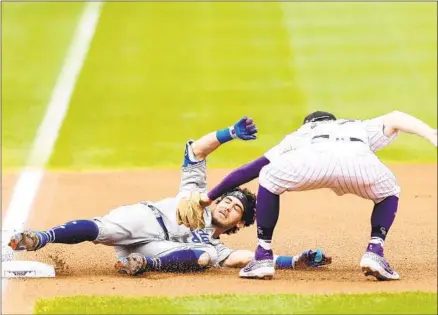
[261,117,400,203]
[92,140,233,266]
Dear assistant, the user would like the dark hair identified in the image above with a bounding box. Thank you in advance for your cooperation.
[215,187,256,235]
[303,111,336,125]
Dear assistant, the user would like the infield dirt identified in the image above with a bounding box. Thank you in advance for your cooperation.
[2,165,437,314]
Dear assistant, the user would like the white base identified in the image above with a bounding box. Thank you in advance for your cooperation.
[2,260,56,278]
[2,229,15,262]
[2,243,13,262]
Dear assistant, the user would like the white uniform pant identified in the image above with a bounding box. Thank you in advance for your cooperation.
[260,143,400,203]
[92,203,219,263]
[92,203,166,246]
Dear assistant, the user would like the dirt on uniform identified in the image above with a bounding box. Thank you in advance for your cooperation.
[1,165,437,314]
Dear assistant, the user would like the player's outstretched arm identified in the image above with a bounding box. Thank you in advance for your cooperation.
[191,116,258,160]
[202,156,270,205]
[382,110,437,146]
[222,249,331,270]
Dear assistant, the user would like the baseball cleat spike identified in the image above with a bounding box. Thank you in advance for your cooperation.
[8,238,20,250]
[8,231,44,251]
[360,250,400,281]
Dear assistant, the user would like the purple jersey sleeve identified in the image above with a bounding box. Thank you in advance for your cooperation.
[207,156,270,200]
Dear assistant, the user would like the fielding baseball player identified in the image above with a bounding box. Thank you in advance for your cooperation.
[196,110,437,280]
[8,116,331,275]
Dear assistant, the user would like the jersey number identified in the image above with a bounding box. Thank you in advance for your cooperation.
[191,230,210,243]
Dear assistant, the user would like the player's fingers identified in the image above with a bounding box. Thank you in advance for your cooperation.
[246,123,256,130]
[248,127,258,134]
[319,255,332,265]
[238,117,247,124]
[245,117,253,125]
[316,249,332,265]
[247,135,257,140]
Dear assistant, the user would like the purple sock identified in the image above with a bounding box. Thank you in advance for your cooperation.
[370,196,399,241]
[254,185,280,260]
[255,245,274,260]
[207,156,270,200]
[366,242,384,256]
[144,250,206,273]
[256,185,280,240]
[43,220,99,245]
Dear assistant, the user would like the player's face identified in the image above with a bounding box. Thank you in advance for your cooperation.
[212,196,245,229]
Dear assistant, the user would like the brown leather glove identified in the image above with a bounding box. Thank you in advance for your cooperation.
[176,192,205,229]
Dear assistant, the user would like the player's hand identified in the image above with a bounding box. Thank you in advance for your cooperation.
[426,128,437,147]
[233,116,258,140]
[293,249,332,269]
[200,193,213,207]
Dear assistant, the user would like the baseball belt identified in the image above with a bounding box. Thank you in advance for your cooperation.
[143,203,170,240]
[312,135,364,143]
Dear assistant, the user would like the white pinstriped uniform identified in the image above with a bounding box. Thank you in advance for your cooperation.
[261,117,400,203]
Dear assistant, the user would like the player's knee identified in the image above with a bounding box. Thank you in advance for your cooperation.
[394,184,401,197]
[197,252,211,267]
[387,184,401,201]
[91,219,118,245]
[374,192,401,204]
[259,169,284,195]
[90,220,103,242]
[372,178,401,203]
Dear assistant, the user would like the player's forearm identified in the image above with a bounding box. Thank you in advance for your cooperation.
[274,255,295,269]
[222,250,254,268]
[191,132,221,160]
[207,156,270,200]
[191,116,258,160]
[384,110,436,138]
[191,127,236,160]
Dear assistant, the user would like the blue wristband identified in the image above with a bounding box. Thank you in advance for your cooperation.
[216,127,235,144]
[275,256,294,269]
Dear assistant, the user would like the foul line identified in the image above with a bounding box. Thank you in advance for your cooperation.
[2,2,103,293]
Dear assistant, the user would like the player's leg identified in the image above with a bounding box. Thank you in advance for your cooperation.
[238,184,279,279]
[359,163,401,280]
[335,155,401,280]
[8,220,99,251]
[9,203,161,251]
[239,157,298,279]
[239,150,330,279]
[239,151,326,279]
[115,241,216,275]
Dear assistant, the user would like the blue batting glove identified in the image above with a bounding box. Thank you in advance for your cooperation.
[304,249,332,267]
[233,116,258,140]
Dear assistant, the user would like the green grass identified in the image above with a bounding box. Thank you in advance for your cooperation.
[1,2,84,170]
[34,292,437,314]
[48,2,307,169]
[281,2,437,163]
[48,2,436,169]
[2,3,436,170]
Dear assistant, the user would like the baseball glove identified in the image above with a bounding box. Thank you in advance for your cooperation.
[176,192,205,230]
